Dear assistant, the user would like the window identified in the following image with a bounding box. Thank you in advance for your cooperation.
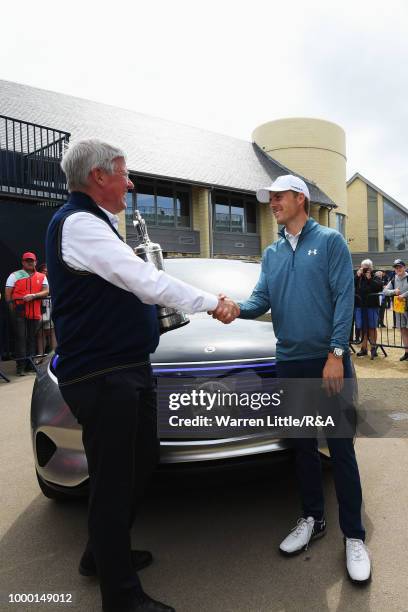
[231,199,245,233]
[213,192,258,233]
[176,191,190,227]
[335,213,346,237]
[157,187,174,226]
[126,178,191,229]
[215,196,230,232]
[367,186,378,252]
[383,199,408,251]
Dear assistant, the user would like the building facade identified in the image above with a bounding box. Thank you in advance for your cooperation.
[0,79,336,290]
[347,173,408,268]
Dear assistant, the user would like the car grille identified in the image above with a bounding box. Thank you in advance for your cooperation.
[153,360,276,440]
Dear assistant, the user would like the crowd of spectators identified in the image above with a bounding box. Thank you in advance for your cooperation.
[353,258,408,361]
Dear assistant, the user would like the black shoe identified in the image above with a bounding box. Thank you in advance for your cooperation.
[356,349,368,357]
[24,361,36,373]
[370,348,378,359]
[400,353,408,362]
[79,549,153,577]
[103,592,175,612]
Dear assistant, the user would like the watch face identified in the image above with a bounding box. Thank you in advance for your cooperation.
[333,348,343,357]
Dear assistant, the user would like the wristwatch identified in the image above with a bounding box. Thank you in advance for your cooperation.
[329,347,344,358]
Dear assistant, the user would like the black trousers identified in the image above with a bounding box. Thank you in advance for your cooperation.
[276,356,365,541]
[60,365,159,611]
[13,315,41,366]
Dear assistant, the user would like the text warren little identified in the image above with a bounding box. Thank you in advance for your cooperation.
[168,415,335,427]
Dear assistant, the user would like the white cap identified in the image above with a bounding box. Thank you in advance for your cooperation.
[256,174,310,203]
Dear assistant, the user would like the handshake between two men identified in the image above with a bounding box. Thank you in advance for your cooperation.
[209,295,241,324]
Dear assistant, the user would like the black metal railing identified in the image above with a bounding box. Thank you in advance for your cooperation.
[0,115,70,201]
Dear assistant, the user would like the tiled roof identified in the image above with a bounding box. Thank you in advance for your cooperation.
[0,79,334,206]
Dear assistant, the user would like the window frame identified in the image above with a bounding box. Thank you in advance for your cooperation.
[383,198,408,252]
[127,176,192,229]
[213,191,258,235]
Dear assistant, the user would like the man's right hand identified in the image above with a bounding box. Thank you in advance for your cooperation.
[208,294,240,324]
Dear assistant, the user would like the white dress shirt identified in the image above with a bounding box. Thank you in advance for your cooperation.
[61,205,219,314]
[284,228,302,251]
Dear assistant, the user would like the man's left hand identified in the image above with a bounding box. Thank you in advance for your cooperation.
[22,293,36,302]
[322,354,344,396]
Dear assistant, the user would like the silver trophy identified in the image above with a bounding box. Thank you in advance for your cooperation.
[133,210,189,334]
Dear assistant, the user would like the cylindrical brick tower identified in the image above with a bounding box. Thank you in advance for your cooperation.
[252,118,347,230]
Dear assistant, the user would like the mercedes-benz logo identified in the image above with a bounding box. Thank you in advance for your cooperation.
[204,346,216,353]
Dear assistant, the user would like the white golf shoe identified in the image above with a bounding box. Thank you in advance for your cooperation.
[345,538,372,583]
[279,516,326,556]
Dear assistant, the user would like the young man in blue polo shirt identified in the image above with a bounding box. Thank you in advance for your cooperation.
[214,174,371,584]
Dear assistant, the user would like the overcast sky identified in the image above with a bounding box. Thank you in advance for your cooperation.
[1,0,407,209]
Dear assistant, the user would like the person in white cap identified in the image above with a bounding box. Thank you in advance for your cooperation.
[383,259,408,361]
[213,174,372,584]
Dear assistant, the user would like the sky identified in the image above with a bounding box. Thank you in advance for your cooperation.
[1,0,407,209]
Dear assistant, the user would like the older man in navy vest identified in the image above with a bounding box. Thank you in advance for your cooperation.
[46,139,231,612]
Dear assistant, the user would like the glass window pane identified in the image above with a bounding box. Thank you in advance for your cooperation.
[231,204,244,233]
[383,199,408,251]
[394,209,406,227]
[125,191,134,224]
[137,188,156,226]
[176,191,190,227]
[336,213,345,237]
[156,186,174,226]
[215,203,230,231]
[395,228,407,250]
[384,230,395,251]
[383,199,395,223]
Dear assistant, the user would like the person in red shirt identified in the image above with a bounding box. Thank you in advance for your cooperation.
[5,252,49,375]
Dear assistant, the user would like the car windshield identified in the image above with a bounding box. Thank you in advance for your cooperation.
[164,258,263,303]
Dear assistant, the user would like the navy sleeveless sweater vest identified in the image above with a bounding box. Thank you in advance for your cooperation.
[45,192,159,386]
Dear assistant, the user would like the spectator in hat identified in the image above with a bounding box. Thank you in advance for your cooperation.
[383,259,408,361]
[5,253,49,375]
[354,259,382,358]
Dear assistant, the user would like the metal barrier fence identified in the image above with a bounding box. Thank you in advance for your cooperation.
[1,296,55,377]
[351,292,408,358]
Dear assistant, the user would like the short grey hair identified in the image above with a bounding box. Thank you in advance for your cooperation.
[61,139,126,191]
[361,258,373,269]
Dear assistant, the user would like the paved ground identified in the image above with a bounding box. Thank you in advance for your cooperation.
[1,358,408,612]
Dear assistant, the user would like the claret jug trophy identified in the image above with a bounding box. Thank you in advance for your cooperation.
[133,210,189,334]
